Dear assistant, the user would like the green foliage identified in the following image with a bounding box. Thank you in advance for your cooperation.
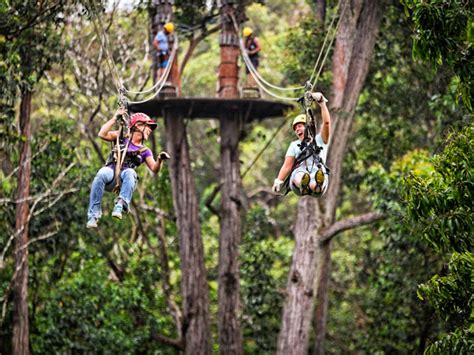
[284,9,332,91]
[404,125,473,253]
[31,255,177,354]
[401,0,474,111]
[240,206,293,354]
[0,0,70,98]
[418,252,472,329]
[403,125,474,352]
[345,1,469,196]
[340,151,444,354]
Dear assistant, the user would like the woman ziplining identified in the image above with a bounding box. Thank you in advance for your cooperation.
[232,0,347,198]
[86,108,170,229]
[272,92,331,197]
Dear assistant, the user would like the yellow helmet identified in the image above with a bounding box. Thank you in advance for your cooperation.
[292,114,306,130]
[243,27,253,37]
[164,22,174,33]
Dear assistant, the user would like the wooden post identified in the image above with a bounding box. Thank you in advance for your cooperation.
[151,0,180,95]
[152,2,211,353]
[218,0,240,98]
[217,1,244,354]
[164,108,212,355]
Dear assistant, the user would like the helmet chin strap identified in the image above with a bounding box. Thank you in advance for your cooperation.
[131,127,145,145]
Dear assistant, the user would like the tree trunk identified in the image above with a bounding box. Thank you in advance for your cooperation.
[277,197,324,354]
[216,2,244,354]
[313,0,326,24]
[277,0,385,354]
[314,0,385,354]
[12,89,32,355]
[164,111,211,355]
[313,241,331,355]
[218,113,244,355]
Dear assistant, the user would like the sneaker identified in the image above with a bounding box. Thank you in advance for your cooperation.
[300,172,311,195]
[112,204,123,220]
[86,217,98,229]
[315,168,325,186]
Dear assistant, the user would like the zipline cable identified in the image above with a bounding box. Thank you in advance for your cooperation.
[310,0,348,91]
[306,0,343,86]
[88,0,124,100]
[124,38,178,95]
[127,39,178,104]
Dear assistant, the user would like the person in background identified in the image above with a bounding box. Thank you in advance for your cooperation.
[153,22,175,80]
[243,26,261,88]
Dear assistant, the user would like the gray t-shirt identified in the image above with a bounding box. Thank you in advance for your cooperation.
[286,134,329,168]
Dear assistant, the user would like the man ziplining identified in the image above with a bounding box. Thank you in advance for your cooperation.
[86,108,170,228]
[272,92,331,196]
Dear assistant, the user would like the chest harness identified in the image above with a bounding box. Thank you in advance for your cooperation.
[245,36,259,58]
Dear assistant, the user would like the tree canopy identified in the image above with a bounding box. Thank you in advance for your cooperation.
[0,0,471,353]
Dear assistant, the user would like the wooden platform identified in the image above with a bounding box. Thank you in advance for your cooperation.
[129,97,293,122]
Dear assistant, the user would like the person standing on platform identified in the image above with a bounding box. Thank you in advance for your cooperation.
[243,26,261,89]
[153,22,175,82]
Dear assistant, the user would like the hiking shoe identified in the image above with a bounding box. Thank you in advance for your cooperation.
[86,217,98,229]
[112,204,123,220]
[315,168,325,186]
[300,172,311,195]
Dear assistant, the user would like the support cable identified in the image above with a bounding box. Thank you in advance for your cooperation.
[306,0,343,86]
[127,40,177,104]
[310,0,348,91]
[88,0,124,98]
[124,38,178,96]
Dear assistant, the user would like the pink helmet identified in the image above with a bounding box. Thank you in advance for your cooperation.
[129,112,157,130]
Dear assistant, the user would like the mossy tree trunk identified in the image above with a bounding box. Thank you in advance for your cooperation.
[165,110,212,355]
[13,89,32,355]
[277,1,385,354]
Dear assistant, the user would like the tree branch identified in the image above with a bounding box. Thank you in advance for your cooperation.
[151,333,184,351]
[319,211,385,244]
[179,24,221,75]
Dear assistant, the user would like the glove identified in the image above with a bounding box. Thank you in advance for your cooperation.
[272,178,284,193]
[312,92,328,104]
[158,151,170,160]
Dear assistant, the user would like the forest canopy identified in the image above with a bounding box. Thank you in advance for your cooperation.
[0,0,472,354]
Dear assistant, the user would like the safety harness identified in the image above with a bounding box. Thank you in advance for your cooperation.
[105,140,149,170]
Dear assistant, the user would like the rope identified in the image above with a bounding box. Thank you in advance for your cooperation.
[306,0,343,86]
[88,0,124,96]
[230,0,344,100]
[127,40,178,105]
[310,0,348,91]
[229,15,303,97]
[240,41,304,92]
[238,43,300,101]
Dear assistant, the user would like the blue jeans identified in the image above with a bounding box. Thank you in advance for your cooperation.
[87,167,137,219]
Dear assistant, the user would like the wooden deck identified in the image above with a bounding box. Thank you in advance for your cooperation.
[129,97,294,122]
